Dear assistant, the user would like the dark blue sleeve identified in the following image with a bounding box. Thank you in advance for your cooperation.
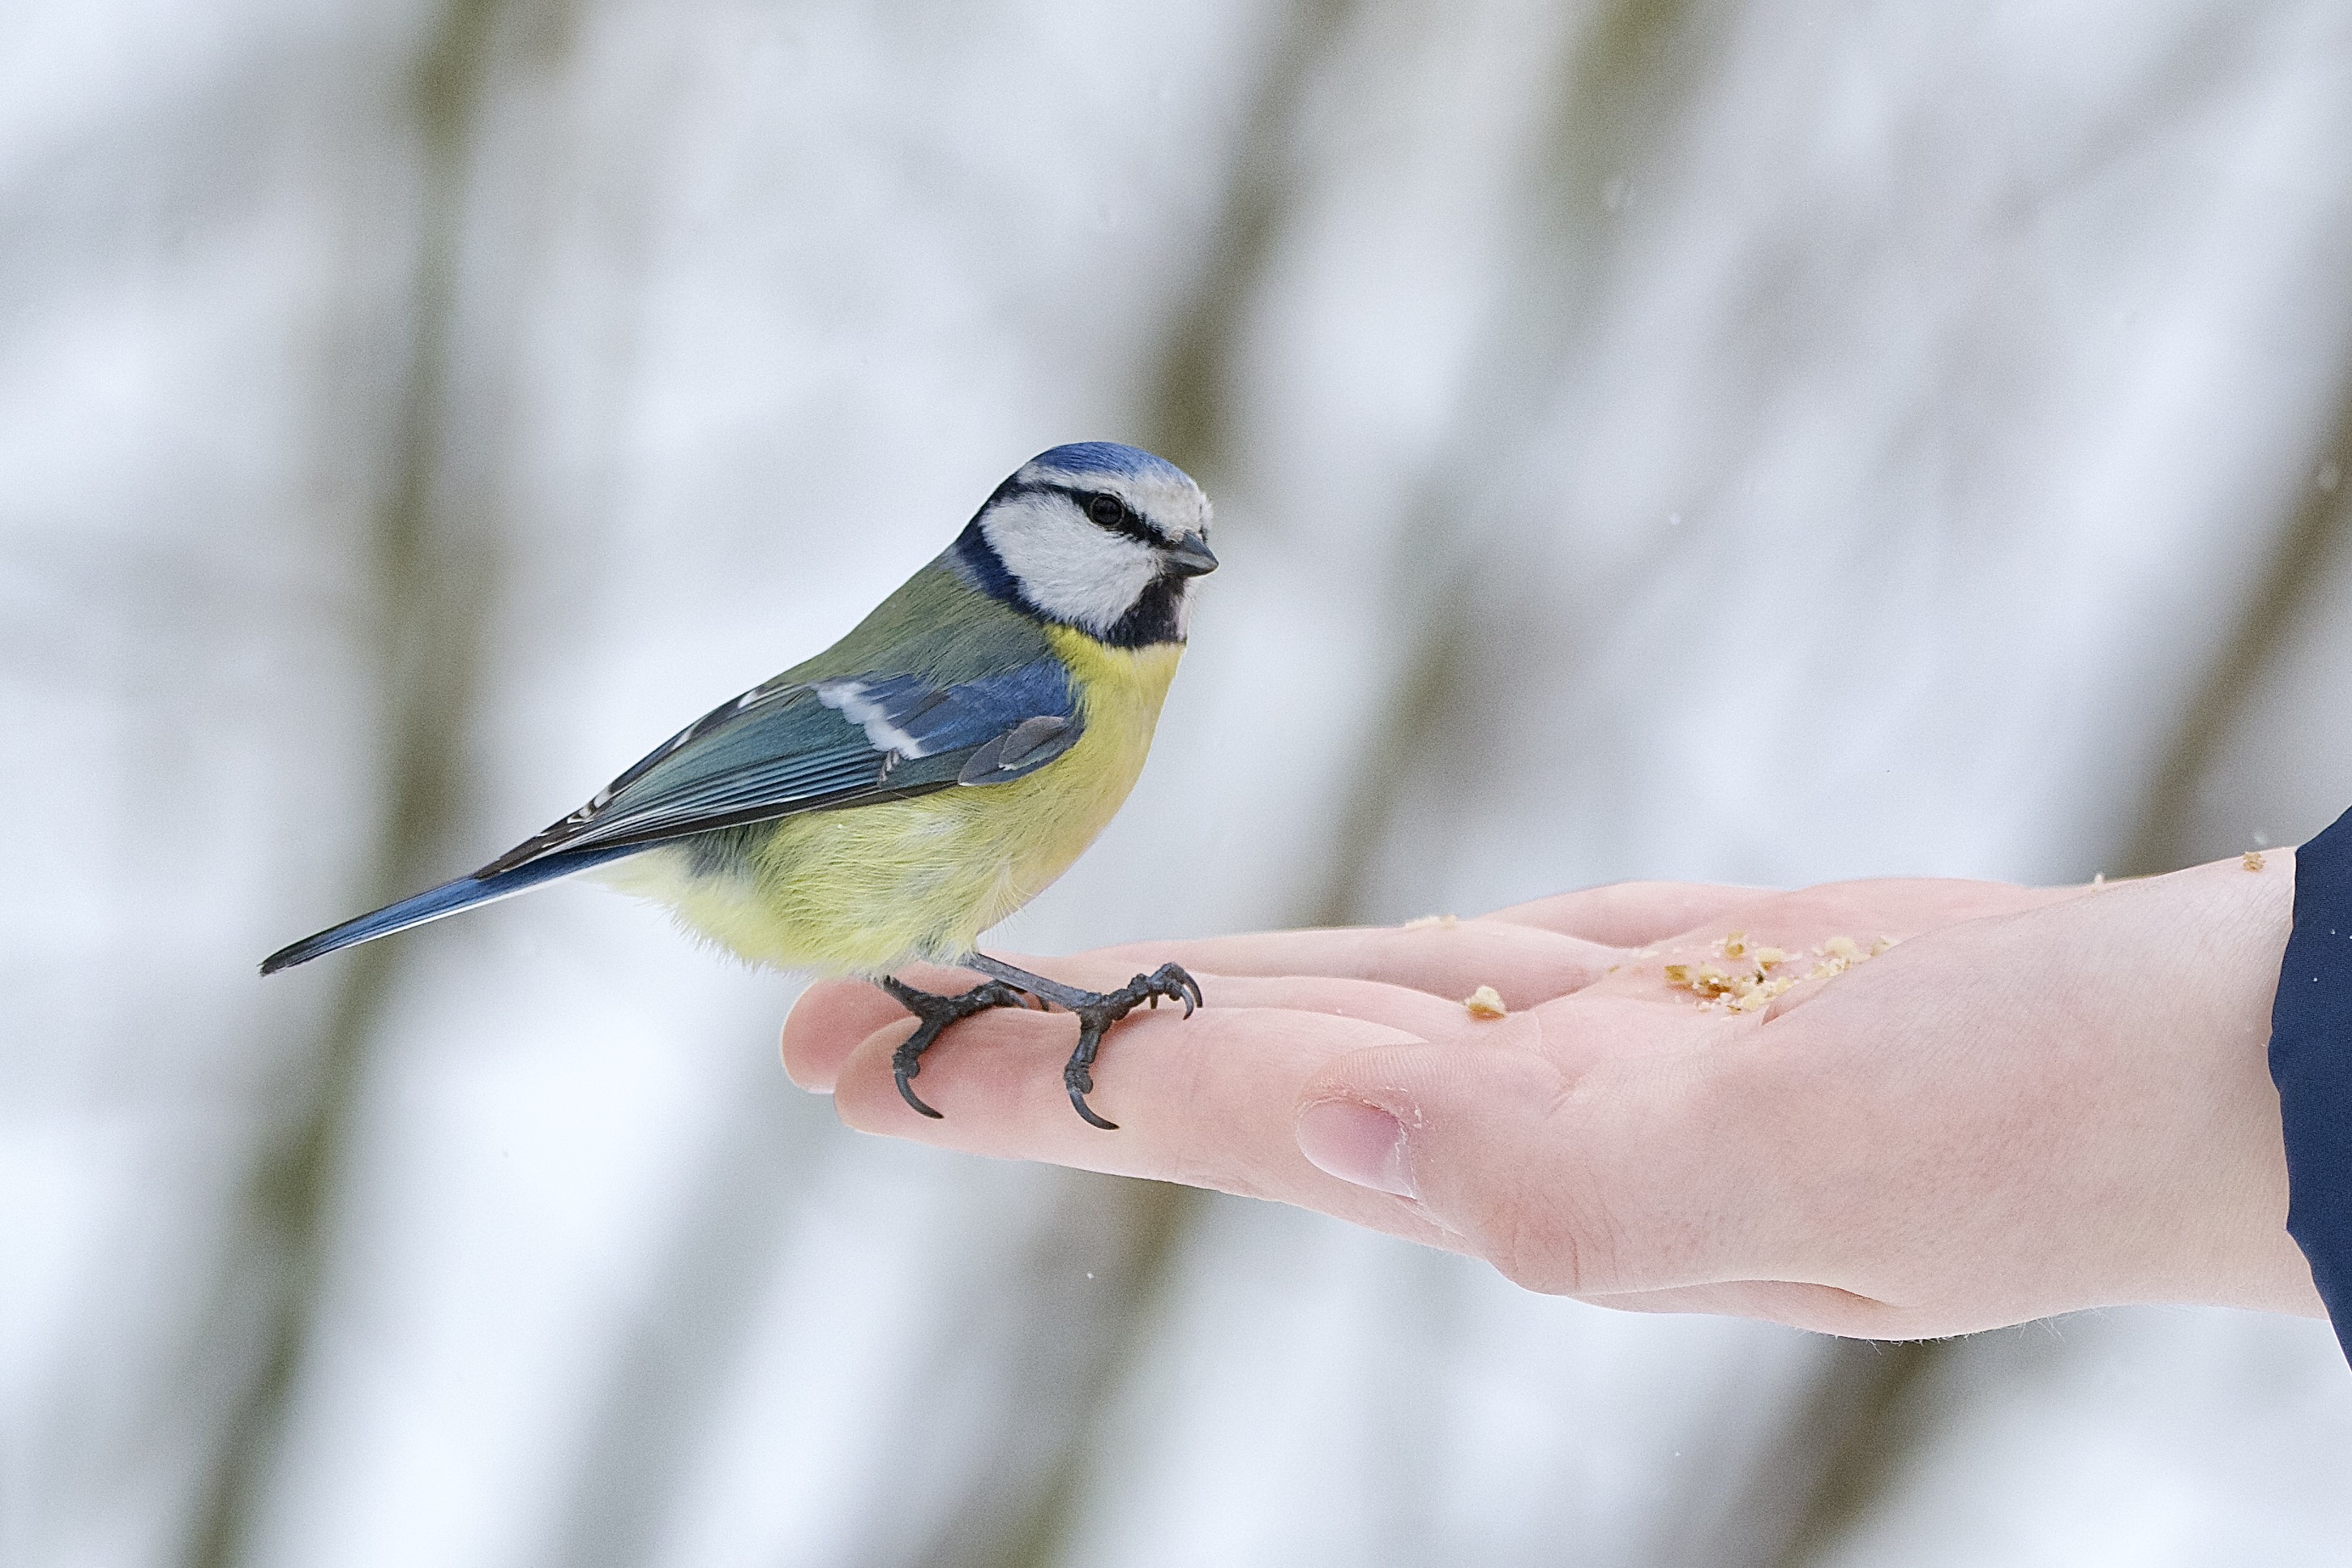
[2273,804,2352,1365]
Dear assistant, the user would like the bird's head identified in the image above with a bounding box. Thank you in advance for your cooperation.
[952,442,1216,647]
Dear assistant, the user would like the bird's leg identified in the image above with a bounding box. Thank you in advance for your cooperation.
[878,975,1028,1120]
[962,953,1203,1131]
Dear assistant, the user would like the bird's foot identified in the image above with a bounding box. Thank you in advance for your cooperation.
[1058,964,1202,1131]
[879,975,1029,1119]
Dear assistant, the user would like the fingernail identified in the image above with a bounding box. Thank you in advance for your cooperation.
[1296,1100,1417,1198]
[777,993,838,1094]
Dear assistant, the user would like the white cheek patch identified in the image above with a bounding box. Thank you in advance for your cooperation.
[982,495,1162,636]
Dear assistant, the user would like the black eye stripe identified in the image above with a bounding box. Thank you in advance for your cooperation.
[1035,482,1159,544]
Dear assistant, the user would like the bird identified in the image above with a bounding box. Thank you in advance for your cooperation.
[262,441,1217,1129]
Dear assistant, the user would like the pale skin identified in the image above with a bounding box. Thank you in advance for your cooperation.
[781,852,2324,1339]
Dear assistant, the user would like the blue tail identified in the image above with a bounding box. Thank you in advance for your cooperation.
[259,845,639,975]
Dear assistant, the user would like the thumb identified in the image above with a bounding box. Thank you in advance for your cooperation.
[1293,1031,1733,1297]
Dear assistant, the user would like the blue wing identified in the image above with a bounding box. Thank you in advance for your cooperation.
[477,655,1084,872]
[259,656,1084,975]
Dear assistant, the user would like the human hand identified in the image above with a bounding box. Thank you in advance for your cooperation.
[782,857,2319,1338]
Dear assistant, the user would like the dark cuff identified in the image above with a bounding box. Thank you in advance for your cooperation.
[2273,805,2352,1365]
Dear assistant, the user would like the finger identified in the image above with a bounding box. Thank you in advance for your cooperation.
[782,963,994,1091]
[829,1002,1465,1251]
[1683,878,2081,949]
[1481,882,1774,946]
[1078,921,1622,1008]
[783,968,1487,1092]
[1158,974,1488,1037]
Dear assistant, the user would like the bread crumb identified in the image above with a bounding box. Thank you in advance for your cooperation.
[1663,954,1809,1005]
[2244,850,2266,873]
[1660,962,1742,1000]
[1722,930,1750,959]
[1730,975,1796,1013]
[1870,936,1896,957]
[1464,985,1507,1019]
[1403,913,1461,930]
[2093,872,2106,886]
[1820,936,1861,960]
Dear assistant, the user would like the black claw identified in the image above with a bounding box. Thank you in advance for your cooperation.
[896,1069,945,1120]
[1064,1016,1120,1129]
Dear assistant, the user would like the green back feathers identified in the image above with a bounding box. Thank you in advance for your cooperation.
[779,555,1052,688]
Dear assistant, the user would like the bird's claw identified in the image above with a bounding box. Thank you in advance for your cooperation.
[1060,963,1203,1130]
[879,976,1027,1119]
[883,962,1203,1130]
[1150,972,1197,1013]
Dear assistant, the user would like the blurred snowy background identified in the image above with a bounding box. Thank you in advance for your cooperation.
[8,1,2352,1564]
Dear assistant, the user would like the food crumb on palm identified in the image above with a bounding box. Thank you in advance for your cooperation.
[1660,932,1898,1009]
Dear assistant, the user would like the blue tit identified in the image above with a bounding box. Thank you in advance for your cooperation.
[263,441,1218,1128]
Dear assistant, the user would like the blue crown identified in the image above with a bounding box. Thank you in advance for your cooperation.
[1026,441,1192,484]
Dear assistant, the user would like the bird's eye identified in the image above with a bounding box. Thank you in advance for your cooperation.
[1086,493,1127,528]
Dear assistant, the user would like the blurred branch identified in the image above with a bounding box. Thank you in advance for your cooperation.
[1475,0,1724,443]
[185,2,535,1563]
[1142,0,1359,486]
[2121,375,2352,876]
[532,1091,837,1568]
[911,1180,1204,1568]
[1304,583,1474,928]
[1297,0,1728,931]
[1751,1342,1944,1568]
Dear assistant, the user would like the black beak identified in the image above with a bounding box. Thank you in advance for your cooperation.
[1164,529,1218,577]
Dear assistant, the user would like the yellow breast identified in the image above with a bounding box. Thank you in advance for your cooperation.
[602,628,1185,975]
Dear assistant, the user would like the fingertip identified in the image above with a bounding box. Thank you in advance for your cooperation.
[782,979,903,1093]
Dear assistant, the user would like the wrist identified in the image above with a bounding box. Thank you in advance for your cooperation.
[2135,851,2314,1316]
